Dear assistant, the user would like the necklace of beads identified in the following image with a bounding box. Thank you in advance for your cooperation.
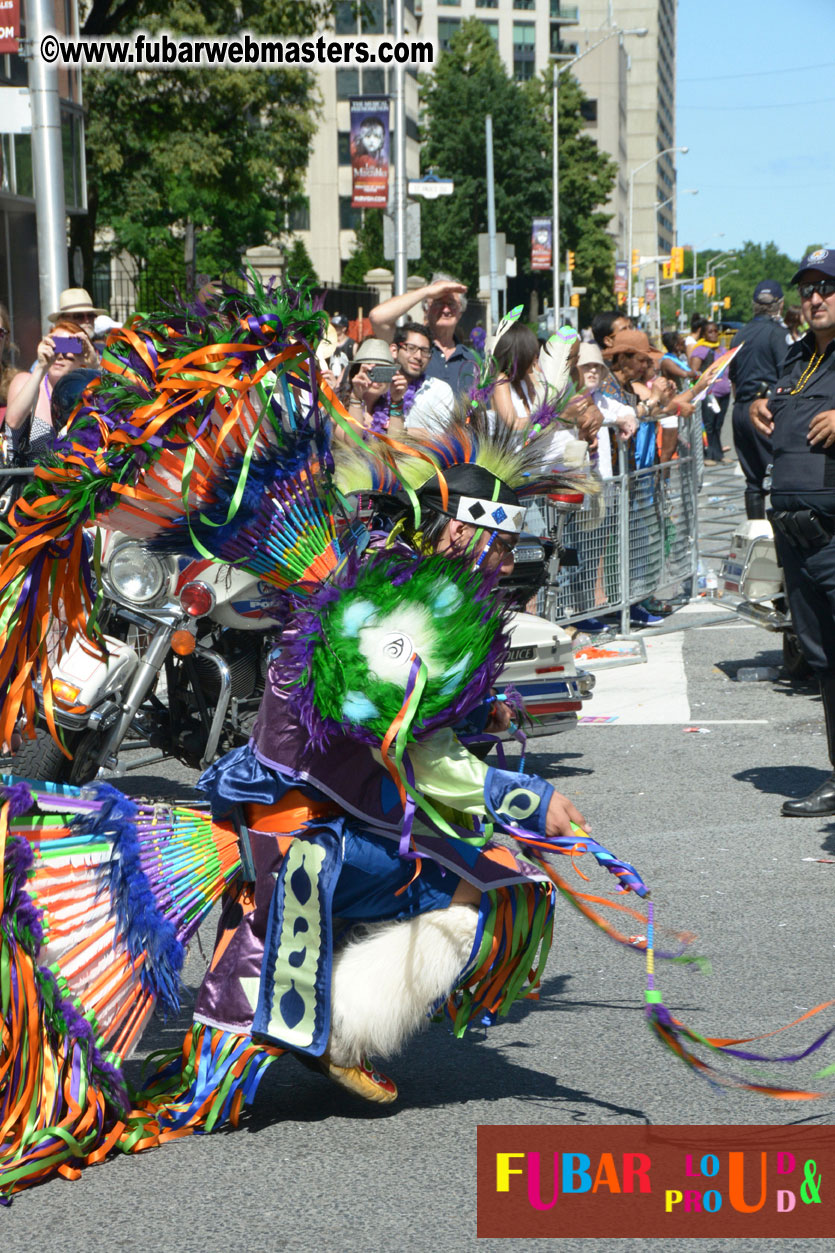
[790,351,825,394]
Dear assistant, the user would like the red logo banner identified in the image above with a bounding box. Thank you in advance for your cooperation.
[0,0,19,54]
[478,1125,834,1238]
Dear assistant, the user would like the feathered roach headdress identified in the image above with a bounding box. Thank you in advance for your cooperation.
[334,397,596,537]
[0,275,396,750]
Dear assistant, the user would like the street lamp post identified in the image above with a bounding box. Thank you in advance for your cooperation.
[706,249,737,281]
[716,267,739,308]
[392,0,407,296]
[654,189,697,337]
[703,250,737,324]
[627,145,688,321]
[25,0,70,327]
[551,25,648,328]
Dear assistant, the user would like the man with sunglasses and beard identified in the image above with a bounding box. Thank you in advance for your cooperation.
[750,250,835,816]
[386,321,455,434]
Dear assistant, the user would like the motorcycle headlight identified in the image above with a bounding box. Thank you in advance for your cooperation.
[105,542,168,605]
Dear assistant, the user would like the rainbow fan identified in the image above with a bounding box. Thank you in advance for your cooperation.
[0,777,241,1200]
[0,278,376,749]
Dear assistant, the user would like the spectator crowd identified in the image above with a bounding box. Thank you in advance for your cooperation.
[0,269,803,632]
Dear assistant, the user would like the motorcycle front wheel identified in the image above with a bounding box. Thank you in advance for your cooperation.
[7,726,102,786]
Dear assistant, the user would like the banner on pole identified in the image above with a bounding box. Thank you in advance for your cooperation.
[531,219,552,271]
[350,97,390,208]
[614,261,628,294]
[0,0,20,53]
[645,277,657,304]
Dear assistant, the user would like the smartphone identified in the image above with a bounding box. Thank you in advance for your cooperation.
[367,363,397,385]
[52,335,84,355]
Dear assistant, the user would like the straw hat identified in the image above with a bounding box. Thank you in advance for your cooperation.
[352,337,395,366]
[47,288,108,324]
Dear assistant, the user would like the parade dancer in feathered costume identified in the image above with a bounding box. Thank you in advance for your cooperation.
[183,405,631,1107]
[3,280,835,1204]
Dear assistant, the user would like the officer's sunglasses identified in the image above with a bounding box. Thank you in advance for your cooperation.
[798,279,835,301]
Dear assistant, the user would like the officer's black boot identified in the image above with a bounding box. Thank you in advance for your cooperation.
[744,490,766,521]
[782,676,835,816]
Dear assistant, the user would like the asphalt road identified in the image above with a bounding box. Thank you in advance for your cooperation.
[4,452,835,1251]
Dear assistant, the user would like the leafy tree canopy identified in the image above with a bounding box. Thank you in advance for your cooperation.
[414,20,617,320]
[659,239,803,329]
[341,208,385,287]
[283,237,320,289]
[75,0,334,282]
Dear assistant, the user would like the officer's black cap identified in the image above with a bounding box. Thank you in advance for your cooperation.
[791,248,835,284]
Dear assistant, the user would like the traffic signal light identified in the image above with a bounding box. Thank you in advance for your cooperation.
[567,251,576,271]
[662,261,673,280]
[702,275,716,297]
[570,292,580,307]
[631,249,640,273]
[671,246,685,274]
[617,292,626,306]
[723,295,731,310]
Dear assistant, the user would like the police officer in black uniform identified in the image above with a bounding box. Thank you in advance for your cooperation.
[729,280,791,519]
[750,250,835,816]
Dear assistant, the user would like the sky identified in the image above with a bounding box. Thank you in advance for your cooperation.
[674,0,835,263]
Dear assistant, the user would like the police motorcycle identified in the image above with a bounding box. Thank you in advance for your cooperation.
[9,529,282,785]
[7,523,593,786]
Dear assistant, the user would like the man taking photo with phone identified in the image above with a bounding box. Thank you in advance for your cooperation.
[387,323,455,435]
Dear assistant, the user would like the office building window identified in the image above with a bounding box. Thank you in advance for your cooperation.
[338,131,351,165]
[289,198,310,231]
[14,133,33,198]
[439,0,460,4]
[406,115,420,142]
[339,196,362,231]
[580,98,598,123]
[476,0,498,7]
[438,17,461,50]
[363,67,386,94]
[364,0,384,34]
[513,21,536,76]
[550,32,577,57]
[481,20,499,41]
[335,1,356,34]
[336,69,359,99]
[514,0,535,8]
[61,109,85,211]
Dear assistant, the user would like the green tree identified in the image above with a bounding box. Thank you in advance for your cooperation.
[73,0,335,288]
[660,240,802,329]
[526,69,618,322]
[283,237,320,288]
[416,21,617,321]
[341,209,385,286]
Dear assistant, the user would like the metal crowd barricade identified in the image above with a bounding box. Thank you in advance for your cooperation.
[533,410,702,636]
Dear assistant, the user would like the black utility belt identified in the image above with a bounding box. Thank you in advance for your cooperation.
[769,509,835,551]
